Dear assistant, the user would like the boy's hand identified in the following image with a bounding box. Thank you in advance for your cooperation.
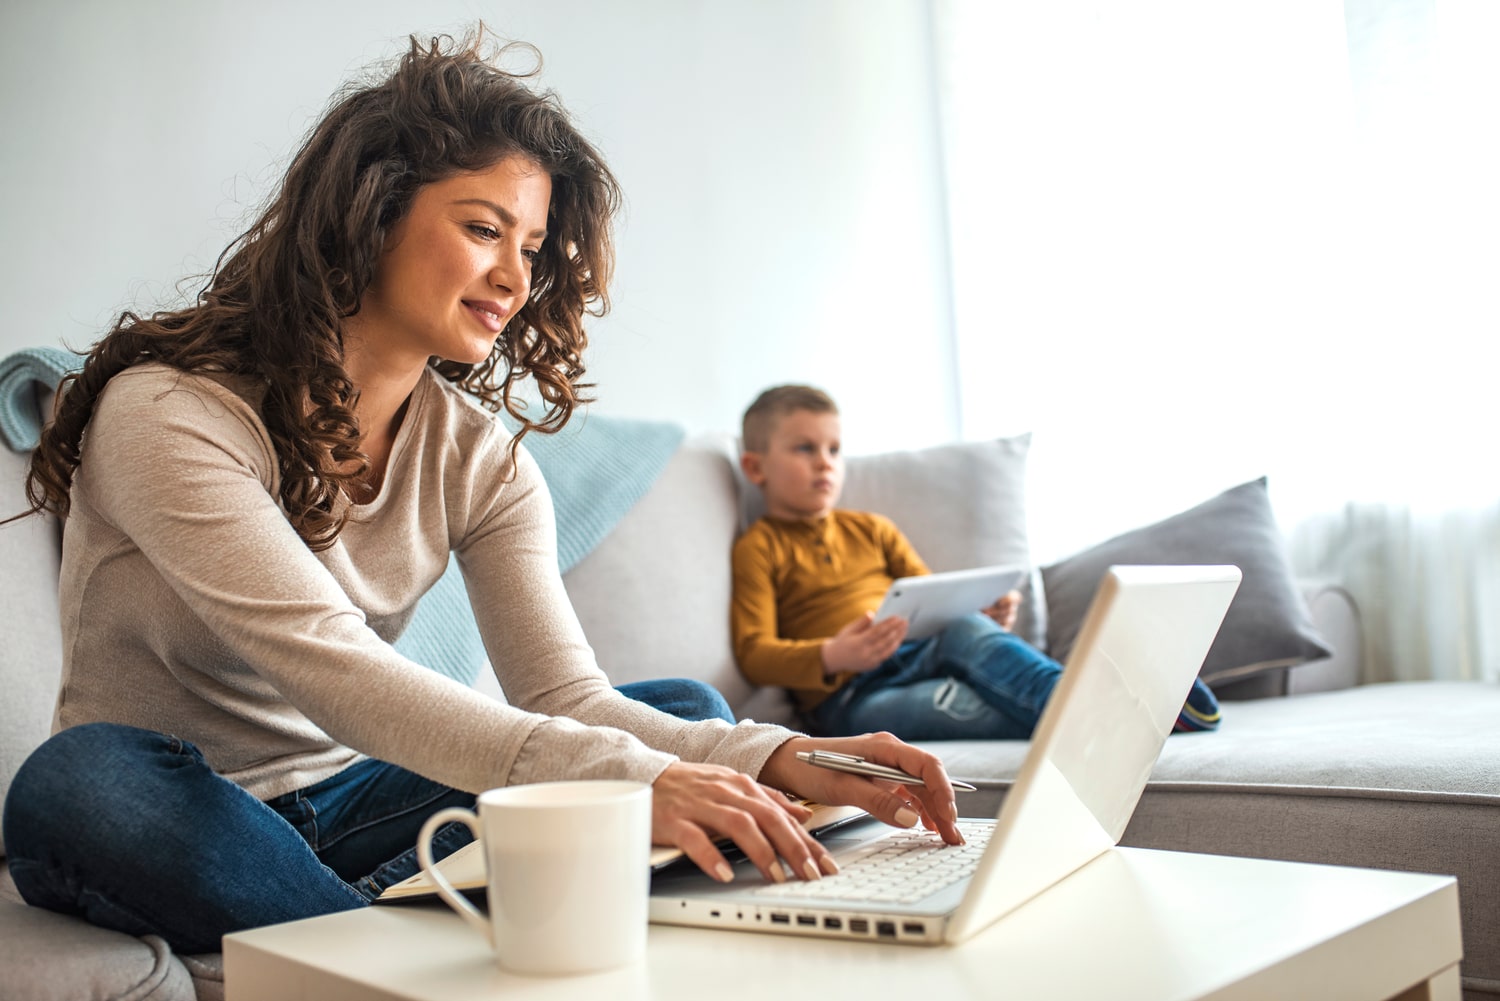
[822,611,907,676]
[981,590,1022,632]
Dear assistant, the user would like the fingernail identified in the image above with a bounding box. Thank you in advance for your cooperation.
[769,864,787,884]
[715,862,735,883]
[802,859,822,881]
[819,855,841,876]
[895,806,921,827]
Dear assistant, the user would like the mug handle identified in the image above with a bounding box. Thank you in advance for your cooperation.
[417,807,491,944]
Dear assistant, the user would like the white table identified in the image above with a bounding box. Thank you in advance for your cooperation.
[224,847,1463,1001]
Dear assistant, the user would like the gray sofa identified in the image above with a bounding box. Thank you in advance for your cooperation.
[2,418,1497,1000]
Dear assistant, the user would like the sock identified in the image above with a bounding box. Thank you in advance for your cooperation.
[1174,677,1221,732]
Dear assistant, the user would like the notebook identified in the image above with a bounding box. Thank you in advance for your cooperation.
[649,564,1242,944]
[377,801,869,903]
[874,564,1027,640]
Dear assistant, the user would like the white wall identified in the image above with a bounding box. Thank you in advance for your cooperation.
[0,0,956,449]
[933,1,1500,562]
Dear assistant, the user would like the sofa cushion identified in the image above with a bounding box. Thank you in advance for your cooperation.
[180,953,225,1001]
[932,681,1500,802]
[842,434,1042,647]
[1041,477,1331,687]
[564,435,768,714]
[920,681,1500,1000]
[0,443,63,858]
[0,866,197,1001]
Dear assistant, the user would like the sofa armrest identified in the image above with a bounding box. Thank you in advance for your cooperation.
[1215,581,1363,702]
[1286,581,1363,695]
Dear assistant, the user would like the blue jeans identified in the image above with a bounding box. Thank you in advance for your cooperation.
[1,677,733,954]
[811,614,1062,741]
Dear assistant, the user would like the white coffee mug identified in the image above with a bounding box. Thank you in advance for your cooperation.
[417,780,653,976]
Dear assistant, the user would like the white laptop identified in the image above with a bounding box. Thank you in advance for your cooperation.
[874,564,1028,641]
[650,564,1242,945]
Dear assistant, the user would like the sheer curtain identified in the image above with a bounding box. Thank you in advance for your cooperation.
[931,0,1499,683]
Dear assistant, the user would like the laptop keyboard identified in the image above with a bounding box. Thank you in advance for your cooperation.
[752,822,993,905]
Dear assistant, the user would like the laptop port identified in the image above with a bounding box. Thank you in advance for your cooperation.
[849,919,870,934]
[902,922,926,936]
[823,917,843,930]
[796,915,817,926]
[876,921,897,937]
[770,913,790,925]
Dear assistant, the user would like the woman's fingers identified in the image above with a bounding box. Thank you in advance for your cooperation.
[663,817,737,884]
[759,734,965,846]
[652,763,835,884]
[719,778,833,883]
[712,797,810,883]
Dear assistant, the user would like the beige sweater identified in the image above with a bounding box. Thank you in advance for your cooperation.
[57,363,792,800]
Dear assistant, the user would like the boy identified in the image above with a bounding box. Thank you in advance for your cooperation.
[731,385,1221,740]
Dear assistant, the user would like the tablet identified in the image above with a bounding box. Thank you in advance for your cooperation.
[874,564,1027,641]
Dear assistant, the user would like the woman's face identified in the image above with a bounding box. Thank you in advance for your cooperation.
[353,154,552,371]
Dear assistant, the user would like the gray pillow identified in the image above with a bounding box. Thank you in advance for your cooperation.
[1041,477,1332,686]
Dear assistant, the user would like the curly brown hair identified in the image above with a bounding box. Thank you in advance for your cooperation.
[21,27,621,550]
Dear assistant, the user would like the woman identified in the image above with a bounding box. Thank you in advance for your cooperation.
[1,31,961,954]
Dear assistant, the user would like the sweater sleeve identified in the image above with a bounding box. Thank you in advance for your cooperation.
[452,437,797,781]
[730,527,847,697]
[880,517,931,580]
[77,370,746,793]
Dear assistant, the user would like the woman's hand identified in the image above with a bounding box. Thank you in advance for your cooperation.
[757,733,965,846]
[651,761,838,885]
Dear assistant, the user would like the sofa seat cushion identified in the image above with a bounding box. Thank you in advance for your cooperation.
[920,681,1500,999]
[1150,680,1500,794]
[0,864,199,1001]
[924,681,1500,797]
[0,860,234,1001]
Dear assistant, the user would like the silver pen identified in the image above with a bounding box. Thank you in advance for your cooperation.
[796,750,978,792]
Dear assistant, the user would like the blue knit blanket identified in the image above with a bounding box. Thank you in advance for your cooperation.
[0,346,85,451]
[395,412,683,683]
[0,346,682,684]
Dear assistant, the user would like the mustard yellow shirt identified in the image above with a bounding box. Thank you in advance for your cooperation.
[731,509,929,711]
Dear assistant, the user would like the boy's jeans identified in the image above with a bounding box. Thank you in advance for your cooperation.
[811,614,1063,741]
[1,678,732,954]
